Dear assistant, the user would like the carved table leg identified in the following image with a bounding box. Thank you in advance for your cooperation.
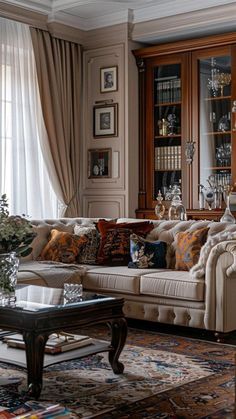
[23,332,49,399]
[108,317,127,374]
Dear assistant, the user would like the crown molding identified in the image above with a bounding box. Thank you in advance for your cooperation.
[133,0,235,23]
[0,1,48,28]
[48,9,133,31]
[0,0,51,13]
[132,2,236,44]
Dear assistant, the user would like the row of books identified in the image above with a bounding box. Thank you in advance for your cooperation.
[156,78,181,103]
[155,146,181,170]
[3,332,94,355]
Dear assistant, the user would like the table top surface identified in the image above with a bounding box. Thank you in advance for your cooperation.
[1,284,116,314]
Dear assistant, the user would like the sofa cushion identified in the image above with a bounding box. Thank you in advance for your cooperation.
[140,271,205,301]
[74,225,100,264]
[175,227,209,271]
[39,229,87,263]
[129,234,167,269]
[96,220,154,265]
[83,266,165,295]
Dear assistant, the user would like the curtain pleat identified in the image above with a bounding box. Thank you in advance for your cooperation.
[30,28,81,217]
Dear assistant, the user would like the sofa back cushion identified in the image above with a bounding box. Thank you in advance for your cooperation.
[175,227,209,271]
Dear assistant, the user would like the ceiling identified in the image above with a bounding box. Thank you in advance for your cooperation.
[2,0,236,42]
[2,0,236,28]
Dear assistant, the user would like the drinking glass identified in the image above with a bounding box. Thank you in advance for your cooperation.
[64,283,83,302]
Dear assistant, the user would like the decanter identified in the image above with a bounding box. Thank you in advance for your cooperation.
[168,184,187,221]
[155,190,166,219]
[220,185,235,223]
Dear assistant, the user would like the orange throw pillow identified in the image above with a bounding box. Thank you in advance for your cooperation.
[96,220,154,265]
[39,229,87,264]
[175,227,209,271]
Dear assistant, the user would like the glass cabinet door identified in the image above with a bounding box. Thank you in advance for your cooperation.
[145,53,189,210]
[192,48,233,208]
[153,63,182,200]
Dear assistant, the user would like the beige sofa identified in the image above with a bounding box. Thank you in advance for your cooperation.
[17,217,236,335]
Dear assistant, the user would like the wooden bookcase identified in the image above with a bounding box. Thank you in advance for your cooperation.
[133,32,236,220]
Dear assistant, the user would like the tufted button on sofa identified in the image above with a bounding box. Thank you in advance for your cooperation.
[17,217,236,334]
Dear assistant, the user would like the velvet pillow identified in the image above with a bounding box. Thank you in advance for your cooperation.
[128,234,167,269]
[175,227,209,271]
[39,229,87,264]
[96,220,154,265]
[74,225,100,264]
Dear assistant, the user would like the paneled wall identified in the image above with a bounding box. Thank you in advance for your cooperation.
[82,34,141,218]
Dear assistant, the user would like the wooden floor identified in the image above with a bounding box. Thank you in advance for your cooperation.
[127,318,236,345]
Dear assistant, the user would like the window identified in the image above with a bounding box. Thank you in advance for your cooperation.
[0,18,58,218]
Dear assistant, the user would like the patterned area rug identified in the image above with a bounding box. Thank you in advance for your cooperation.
[0,327,235,418]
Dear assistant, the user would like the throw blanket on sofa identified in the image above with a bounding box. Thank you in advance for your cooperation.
[18,261,86,288]
[190,229,236,279]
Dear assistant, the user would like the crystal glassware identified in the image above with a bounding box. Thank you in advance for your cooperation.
[203,187,214,210]
[220,185,235,223]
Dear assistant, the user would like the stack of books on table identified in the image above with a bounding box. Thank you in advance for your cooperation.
[3,332,94,354]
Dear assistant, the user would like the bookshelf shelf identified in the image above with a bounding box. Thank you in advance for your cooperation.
[155,169,181,172]
[203,131,231,135]
[204,96,231,101]
[154,101,181,107]
[207,166,231,170]
[155,134,181,139]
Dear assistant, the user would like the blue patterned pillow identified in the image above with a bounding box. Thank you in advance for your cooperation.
[128,234,167,269]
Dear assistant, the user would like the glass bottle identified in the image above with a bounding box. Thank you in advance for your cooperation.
[168,184,187,221]
[155,190,166,219]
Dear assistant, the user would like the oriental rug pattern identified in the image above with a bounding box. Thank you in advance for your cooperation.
[0,327,235,418]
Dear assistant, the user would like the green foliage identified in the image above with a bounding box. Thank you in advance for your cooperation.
[0,194,36,256]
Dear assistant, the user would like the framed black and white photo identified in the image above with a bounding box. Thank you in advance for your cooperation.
[93,103,118,137]
[100,66,118,93]
[88,148,112,179]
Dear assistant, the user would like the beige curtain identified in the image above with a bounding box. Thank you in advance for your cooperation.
[30,28,81,217]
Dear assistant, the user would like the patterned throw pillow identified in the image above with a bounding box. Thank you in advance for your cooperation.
[175,227,209,271]
[128,234,167,269]
[39,229,87,263]
[74,225,100,264]
[96,220,154,265]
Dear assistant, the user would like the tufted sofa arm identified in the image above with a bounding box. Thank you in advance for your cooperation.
[204,240,236,332]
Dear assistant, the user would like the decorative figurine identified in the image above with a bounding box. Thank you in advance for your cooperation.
[155,190,166,219]
[158,118,168,136]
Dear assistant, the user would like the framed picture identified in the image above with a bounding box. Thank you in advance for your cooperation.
[88,148,112,178]
[93,103,118,138]
[100,66,118,93]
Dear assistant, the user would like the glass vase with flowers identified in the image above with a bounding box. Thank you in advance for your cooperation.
[0,194,36,303]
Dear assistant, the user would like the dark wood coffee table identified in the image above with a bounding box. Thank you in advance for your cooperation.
[0,285,127,399]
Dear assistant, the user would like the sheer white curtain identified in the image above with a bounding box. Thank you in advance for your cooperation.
[0,17,59,218]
